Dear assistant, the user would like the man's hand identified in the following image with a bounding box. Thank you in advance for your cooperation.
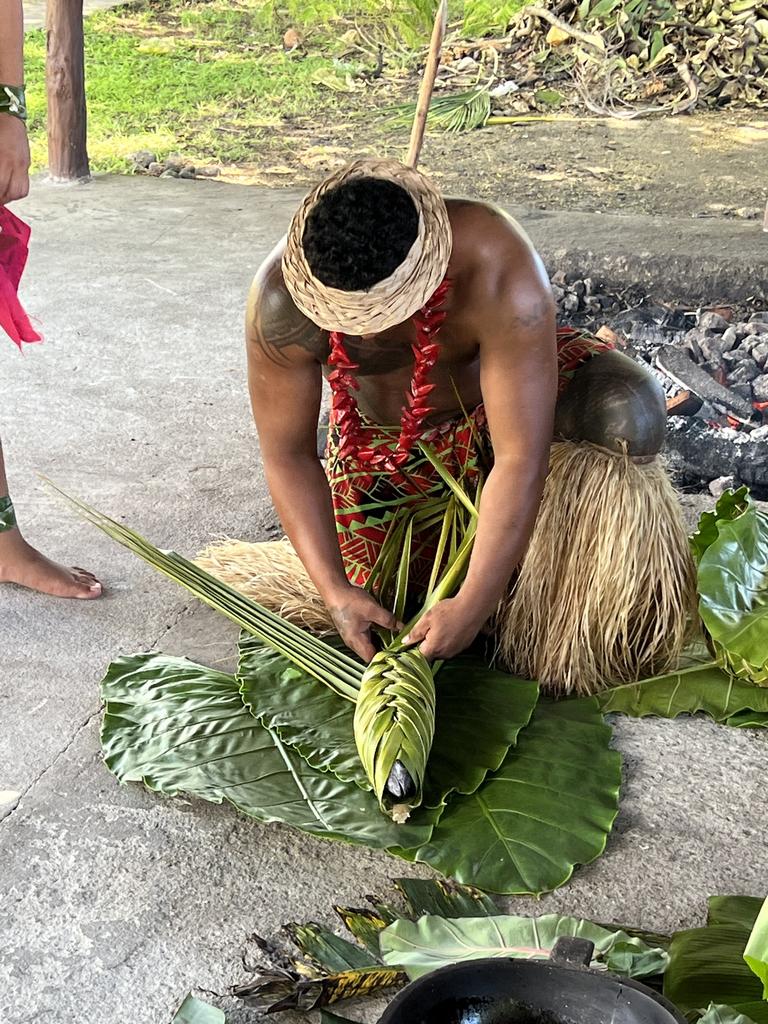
[326,584,402,663]
[403,596,485,661]
[0,114,30,205]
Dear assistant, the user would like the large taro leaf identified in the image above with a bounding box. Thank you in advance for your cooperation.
[700,1006,768,1024]
[398,698,621,895]
[744,898,768,997]
[238,638,538,807]
[379,914,668,980]
[594,662,768,725]
[698,500,768,686]
[100,653,436,850]
[664,896,765,1013]
[170,995,226,1023]
[691,488,751,563]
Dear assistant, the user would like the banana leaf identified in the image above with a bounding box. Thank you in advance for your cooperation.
[743,898,768,997]
[283,922,377,972]
[593,662,768,725]
[397,698,621,895]
[238,637,538,809]
[394,878,498,918]
[664,896,765,1012]
[334,907,392,957]
[379,913,668,980]
[100,653,437,850]
[697,499,768,686]
[234,964,405,1013]
[170,995,225,1023]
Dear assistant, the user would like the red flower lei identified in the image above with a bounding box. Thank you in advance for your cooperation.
[327,278,451,480]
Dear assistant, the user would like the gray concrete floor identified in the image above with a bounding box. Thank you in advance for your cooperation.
[1,175,766,1024]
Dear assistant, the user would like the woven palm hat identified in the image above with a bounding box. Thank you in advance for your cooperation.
[282,157,452,335]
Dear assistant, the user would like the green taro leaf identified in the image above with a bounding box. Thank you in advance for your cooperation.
[664,896,765,1012]
[239,639,538,808]
[594,662,768,723]
[171,995,226,1023]
[700,1005,765,1024]
[379,914,667,980]
[100,653,436,850]
[744,898,768,997]
[394,877,498,919]
[283,922,377,972]
[698,501,768,685]
[403,698,621,895]
[691,488,751,563]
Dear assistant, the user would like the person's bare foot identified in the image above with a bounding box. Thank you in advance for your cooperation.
[0,531,102,599]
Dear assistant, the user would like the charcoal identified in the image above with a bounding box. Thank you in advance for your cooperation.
[582,277,595,296]
[730,383,755,401]
[752,374,768,403]
[721,325,739,349]
[571,281,586,300]
[666,418,768,498]
[709,475,736,497]
[744,321,768,336]
[697,311,730,332]
[551,269,567,288]
[739,334,765,354]
[752,425,768,441]
[752,341,768,368]
[752,311,768,323]
[562,293,580,314]
[722,349,744,366]
[551,284,565,303]
[693,330,730,363]
[727,361,761,385]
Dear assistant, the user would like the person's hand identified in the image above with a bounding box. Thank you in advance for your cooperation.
[326,583,402,662]
[403,596,485,661]
[0,114,30,205]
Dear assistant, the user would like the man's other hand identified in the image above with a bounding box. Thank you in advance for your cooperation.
[0,114,30,205]
[327,584,402,663]
[403,596,484,662]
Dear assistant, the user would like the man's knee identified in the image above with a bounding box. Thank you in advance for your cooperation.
[554,349,667,458]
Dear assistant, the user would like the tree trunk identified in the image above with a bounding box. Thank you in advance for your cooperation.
[46,0,90,181]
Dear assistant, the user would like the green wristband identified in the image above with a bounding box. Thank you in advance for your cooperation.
[0,496,17,532]
[0,85,27,122]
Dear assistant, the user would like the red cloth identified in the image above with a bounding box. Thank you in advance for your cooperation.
[0,206,42,349]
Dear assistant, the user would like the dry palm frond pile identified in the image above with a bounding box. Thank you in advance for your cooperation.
[504,0,768,116]
[412,0,768,128]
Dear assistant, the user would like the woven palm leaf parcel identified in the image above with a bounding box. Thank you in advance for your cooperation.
[354,647,437,823]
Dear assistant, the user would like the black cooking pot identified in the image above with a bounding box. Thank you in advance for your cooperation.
[378,937,686,1024]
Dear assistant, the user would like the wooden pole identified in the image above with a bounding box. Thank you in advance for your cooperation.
[46,0,90,181]
[405,0,448,169]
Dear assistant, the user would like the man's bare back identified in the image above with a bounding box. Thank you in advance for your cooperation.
[247,198,553,428]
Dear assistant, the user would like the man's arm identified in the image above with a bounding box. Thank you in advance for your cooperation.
[246,249,400,660]
[408,224,557,659]
[0,0,31,205]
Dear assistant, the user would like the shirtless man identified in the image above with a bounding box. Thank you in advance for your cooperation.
[245,161,664,665]
[0,0,101,598]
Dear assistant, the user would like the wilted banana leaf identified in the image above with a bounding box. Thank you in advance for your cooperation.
[743,898,768,997]
[698,499,768,685]
[379,913,668,980]
[100,653,437,850]
[399,698,621,895]
[334,907,392,957]
[394,877,498,919]
[239,638,538,808]
[664,896,765,1012]
[170,995,225,1023]
[283,922,377,973]
[234,964,405,1013]
[593,662,768,724]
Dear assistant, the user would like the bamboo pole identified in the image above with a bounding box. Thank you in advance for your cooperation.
[46,0,90,181]
[405,0,448,169]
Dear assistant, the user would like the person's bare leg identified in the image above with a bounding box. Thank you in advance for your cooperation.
[0,437,102,598]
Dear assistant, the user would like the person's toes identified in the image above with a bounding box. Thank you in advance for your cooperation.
[71,570,102,598]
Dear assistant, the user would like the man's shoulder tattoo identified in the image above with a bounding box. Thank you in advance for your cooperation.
[249,259,327,362]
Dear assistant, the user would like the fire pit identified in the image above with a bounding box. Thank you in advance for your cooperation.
[378,937,685,1024]
[552,276,768,497]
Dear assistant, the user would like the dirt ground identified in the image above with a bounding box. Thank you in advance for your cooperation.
[218,108,768,220]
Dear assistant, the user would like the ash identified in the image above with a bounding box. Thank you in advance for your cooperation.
[551,272,768,498]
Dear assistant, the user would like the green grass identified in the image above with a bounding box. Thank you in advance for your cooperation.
[24,0,526,174]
